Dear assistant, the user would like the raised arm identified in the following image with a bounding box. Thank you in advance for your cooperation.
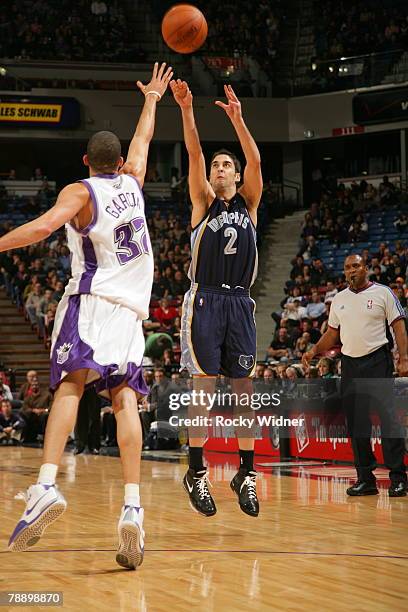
[120,62,173,186]
[0,183,89,252]
[215,85,262,224]
[170,79,215,227]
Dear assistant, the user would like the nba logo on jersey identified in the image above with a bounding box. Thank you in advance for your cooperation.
[56,342,73,365]
[367,299,373,309]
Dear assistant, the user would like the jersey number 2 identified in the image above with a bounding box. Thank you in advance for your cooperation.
[224,227,237,255]
[114,217,149,265]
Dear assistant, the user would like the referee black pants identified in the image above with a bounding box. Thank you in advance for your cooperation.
[341,345,407,484]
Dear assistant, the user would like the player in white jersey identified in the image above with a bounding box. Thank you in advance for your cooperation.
[2,62,173,569]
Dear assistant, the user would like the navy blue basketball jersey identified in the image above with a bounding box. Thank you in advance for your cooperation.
[188,194,258,289]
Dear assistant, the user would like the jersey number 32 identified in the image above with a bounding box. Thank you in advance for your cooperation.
[114,217,149,265]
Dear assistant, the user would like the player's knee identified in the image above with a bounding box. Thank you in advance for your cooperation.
[111,386,137,413]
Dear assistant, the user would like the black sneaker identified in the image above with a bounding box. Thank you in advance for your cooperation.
[346,480,379,496]
[230,469,259,517]
[389,481,407,497]
[183,469,217,516]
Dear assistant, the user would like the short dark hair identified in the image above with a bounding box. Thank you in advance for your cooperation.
[210,149,241,174]
[86,131,121,172]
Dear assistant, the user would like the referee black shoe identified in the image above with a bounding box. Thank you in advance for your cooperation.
[183,469,217,516]
[346,480,379,496]
[230,469,259,517]
[389,481,407,497]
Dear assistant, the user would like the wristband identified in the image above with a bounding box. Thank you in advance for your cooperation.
[145,90,161,100]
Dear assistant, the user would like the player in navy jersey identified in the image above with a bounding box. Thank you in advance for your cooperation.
[170,80,263,517]
[3,62,173,569]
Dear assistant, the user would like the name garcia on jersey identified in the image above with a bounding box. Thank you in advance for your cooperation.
[207,210,250,232]
[105,191,142,219]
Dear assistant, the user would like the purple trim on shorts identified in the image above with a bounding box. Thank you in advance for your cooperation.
[94,362,147,394]
[78,236,97,293]
[50,295,148,396]
[77,180,99,235]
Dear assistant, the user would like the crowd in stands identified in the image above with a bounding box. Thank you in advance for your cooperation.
[315,0,408,61]
[264,177,408,385]
[0,0,141,62]
[202,0,284,77]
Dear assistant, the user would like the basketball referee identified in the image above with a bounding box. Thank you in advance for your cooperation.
[303,254,408,497]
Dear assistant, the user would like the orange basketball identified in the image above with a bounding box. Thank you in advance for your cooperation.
[161,4,208,54]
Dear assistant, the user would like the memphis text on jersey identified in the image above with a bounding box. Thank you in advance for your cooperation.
[207,210,250,232]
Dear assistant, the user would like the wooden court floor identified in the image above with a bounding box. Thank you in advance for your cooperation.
[0,448,407,612]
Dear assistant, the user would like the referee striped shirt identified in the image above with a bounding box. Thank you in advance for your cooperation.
[328,282,405,357]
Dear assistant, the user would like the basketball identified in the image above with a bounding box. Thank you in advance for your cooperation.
[161,4,208,54]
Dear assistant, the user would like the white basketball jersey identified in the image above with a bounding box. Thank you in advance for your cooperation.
[64,173,154,319]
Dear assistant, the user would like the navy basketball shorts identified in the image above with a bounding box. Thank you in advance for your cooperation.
[181,284,256,378]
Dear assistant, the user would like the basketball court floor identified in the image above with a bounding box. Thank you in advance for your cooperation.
[1,448,407,611]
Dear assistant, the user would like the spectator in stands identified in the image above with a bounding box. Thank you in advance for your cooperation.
[142,368,170,442]
[8,169,17,180]
[11,262,29,307]
[310,259,330,286]
[52,280,65,302]
[169,270,189,298]
[0,399,24,444]
[379,175,396,205]
[152,268,170,300]
[294,332,314,360]
[394,213,408,233]
[57,246,71,274]
[299,235,320,262]
[153,298,178,330]
[301,319,321,344]
[29,258,46,282]
[290,256,305,280]
[263,367,276,382]
[37,288,57,338]
[17,370,38,401]
[0,379,13,402]
[305,291,326,323]
[324,281,338,302]
[31,168,45,181]
[20,379,52,443]
[255,363,265,379]
[281,299,307,326]
[369,265,389,284]
[267,328,293,362]
[91,1,108,18]
[25,282,43,328]
[317,357,335,378]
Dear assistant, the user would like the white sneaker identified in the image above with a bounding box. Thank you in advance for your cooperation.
[8,484,67,552]
[116,505,145,569]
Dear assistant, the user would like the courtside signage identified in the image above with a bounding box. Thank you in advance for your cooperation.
[0,102,62,122]
[0,96,80,128]
[353,86,408,125]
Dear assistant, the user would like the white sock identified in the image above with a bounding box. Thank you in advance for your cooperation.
[37,463,58,486]
[124,483,140,507]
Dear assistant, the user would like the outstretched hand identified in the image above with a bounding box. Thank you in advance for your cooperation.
[215,84,242,121]
[137,62,173,100]
[170,79,193,108]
